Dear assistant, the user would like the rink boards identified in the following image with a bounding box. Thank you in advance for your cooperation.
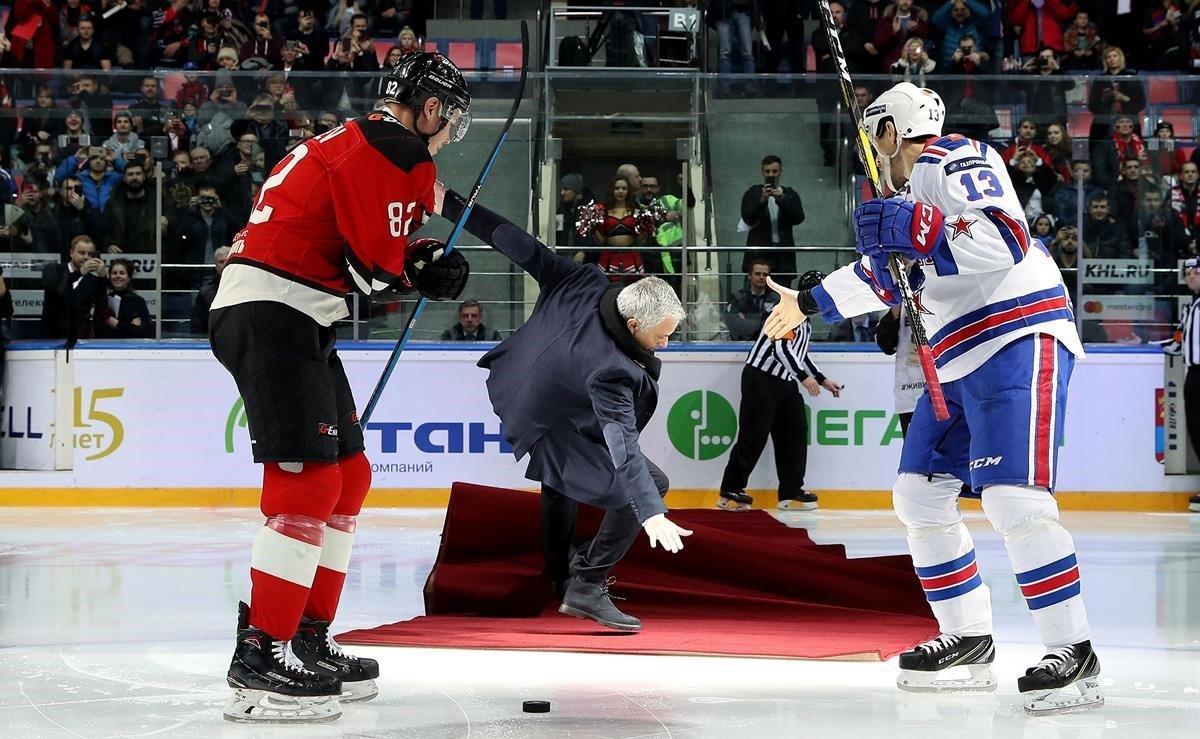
[0,343,1193,509]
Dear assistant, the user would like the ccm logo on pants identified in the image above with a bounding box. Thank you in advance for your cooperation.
[969,455,1003,470]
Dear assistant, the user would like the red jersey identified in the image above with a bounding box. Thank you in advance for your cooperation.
[213,110,436,325]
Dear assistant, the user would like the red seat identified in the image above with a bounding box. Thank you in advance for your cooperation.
[1156,106,1195,138]
[494,41,522,71]
[446,41,479,70]
[1148,76,1178,105]
[1068,108,1093,138]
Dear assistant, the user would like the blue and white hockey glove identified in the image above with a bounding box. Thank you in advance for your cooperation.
[853,197,945,260]
[859,254,926,308]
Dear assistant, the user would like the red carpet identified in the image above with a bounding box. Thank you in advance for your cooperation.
[339,483,938,660]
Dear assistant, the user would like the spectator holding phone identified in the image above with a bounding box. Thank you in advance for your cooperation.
[54,145,125,211]
[41,235,107,341]
[240,11,282,67]
[42,175,102,259]
[740,155,805,287]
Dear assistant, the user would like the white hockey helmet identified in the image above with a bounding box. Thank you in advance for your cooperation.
[862,82,945,141]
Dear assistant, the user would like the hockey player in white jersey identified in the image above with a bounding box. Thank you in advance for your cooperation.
[763,82,1102,716]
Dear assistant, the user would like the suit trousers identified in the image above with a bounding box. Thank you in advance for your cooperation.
[720,365,809,500]
[541,458,670,585]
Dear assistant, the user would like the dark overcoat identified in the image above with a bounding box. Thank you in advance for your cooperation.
[449,197,668,523]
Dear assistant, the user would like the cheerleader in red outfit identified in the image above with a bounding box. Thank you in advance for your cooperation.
[593,176,646,284]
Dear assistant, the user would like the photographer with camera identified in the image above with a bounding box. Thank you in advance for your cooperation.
[166,183,236,276]
[40,176,102,259]
[54,145,126,211]
[740,155,805,288]
[1022,47,1074,129]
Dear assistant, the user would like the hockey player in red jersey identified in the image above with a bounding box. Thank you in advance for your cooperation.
[210,52,471,723]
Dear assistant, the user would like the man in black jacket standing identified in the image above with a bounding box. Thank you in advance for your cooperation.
[435,182,692,633]
[41,235,107,340]
[740,155,805,287]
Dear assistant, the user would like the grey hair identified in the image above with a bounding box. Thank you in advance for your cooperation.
[616,277,686,330]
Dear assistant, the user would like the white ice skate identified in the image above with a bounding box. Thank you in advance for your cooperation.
[777,493,818,511]
[223,688,342,724]
[896,633,998,693]
[1019,641,1104,716]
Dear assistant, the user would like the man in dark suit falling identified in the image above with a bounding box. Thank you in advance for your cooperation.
[435,182,692,632]
[740,154,805,287]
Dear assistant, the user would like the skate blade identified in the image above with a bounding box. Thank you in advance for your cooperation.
[557,603,642,632]
[340,678,379,703]
[716,500,751,511]
[1189,502,1200,513]
[897,665,998,694]
[1023,678,1104,716]
[778,501,817,511]
[223,688,342,723]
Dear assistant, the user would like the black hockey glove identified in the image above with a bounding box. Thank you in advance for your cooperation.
[406,238,469,301]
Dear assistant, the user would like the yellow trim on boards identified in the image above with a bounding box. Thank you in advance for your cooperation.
[0,488,1194,512]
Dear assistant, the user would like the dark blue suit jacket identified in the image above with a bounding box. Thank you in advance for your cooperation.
[446,196,667,523]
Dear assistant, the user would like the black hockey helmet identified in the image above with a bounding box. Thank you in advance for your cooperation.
[381,52,472,142]
[797,270,826,291]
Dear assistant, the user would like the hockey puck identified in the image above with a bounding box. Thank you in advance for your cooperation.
[522,700,550,714]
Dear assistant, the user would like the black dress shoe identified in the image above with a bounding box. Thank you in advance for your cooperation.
[558,577,641,631]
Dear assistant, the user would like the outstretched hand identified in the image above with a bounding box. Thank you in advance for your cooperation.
[642,513,693,554]
[763,276,806,340]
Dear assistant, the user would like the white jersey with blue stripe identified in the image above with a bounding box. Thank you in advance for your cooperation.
[813,133,1085,383]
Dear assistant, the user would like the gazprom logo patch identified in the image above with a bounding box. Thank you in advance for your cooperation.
[864,104,887,117]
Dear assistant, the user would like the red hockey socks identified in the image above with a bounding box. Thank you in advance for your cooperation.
[248,461,342,640]
[304,452,372,623]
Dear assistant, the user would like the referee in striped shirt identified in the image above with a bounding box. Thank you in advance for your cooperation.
[1161,256,1200,512]
[719,271,841,511]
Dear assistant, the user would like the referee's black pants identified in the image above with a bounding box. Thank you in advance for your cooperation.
[1186,366,1200,463]
[720,365,809,500]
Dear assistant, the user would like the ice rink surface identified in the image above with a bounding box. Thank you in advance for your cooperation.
[1,506,1198,738]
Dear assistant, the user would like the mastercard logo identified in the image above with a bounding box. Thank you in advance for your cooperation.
[1083,301,1104,314]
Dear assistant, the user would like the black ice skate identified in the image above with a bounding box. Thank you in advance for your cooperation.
[224,604,342,723]
[558,577,642,631]
[896,633,997,693]
[1018,640,1103,716]
[293,616,380,702]
[777,492,819,511]
[718,490,753,511]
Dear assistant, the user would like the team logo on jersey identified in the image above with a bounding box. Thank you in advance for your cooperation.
[318,423,339,438]
[947,215,976,240]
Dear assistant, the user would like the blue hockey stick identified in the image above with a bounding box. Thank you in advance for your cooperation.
[361,20,529,426]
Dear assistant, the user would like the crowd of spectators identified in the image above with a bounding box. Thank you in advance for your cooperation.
[705,1,1200,79]
[2,2,1200,343]
[0,1,452,339]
